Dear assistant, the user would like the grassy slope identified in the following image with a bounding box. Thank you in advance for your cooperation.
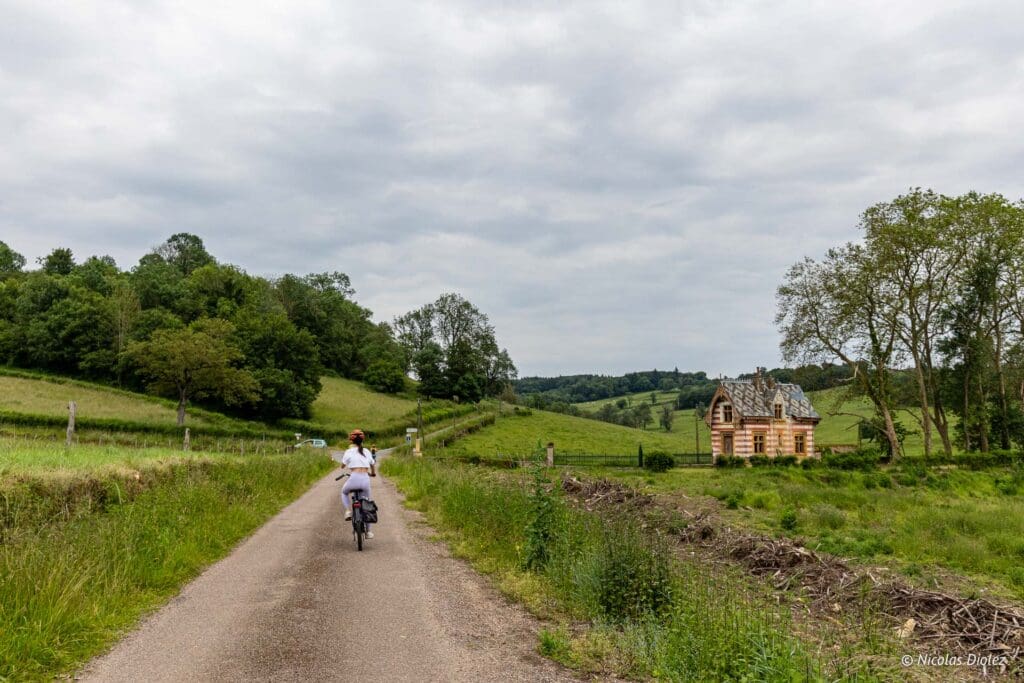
[307,376,418,431]
[0,374,224,426]
[442,408,699,456]
[575,389,680,411]
[807,388,962,456]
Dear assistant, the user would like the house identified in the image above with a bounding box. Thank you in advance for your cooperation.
[705,368,820,459]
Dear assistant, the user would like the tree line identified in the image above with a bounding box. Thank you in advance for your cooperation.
[0,234,516,423]
[777,189,1024,458]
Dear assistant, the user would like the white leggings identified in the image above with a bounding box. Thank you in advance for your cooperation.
[341,472,372,511]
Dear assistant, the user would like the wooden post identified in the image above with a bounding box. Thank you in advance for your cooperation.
[546,442,554,467]
[183,428,191,451]
[66,401,76,446]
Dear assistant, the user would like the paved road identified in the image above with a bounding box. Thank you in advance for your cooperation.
[79,454,580,682]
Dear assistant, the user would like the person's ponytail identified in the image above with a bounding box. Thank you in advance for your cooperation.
[354,435,365,455]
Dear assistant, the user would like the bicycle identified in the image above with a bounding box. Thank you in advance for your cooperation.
[335,472,377,551]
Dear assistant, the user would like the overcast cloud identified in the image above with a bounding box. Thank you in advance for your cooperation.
[2,1,1023,377]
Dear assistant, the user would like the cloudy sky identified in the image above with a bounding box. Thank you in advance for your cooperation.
[2,1,1023,377]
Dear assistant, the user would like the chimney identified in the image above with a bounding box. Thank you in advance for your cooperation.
[753,367,762,391]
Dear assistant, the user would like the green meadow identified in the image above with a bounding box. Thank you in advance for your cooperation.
[599,463,1024,601]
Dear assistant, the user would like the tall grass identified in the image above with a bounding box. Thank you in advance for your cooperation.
[0,449,333,678]
[384,457,830,680]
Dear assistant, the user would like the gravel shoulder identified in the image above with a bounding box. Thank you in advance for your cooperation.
[78,457,583,682]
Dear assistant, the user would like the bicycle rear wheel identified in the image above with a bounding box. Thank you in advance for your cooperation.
[355,519,364,551]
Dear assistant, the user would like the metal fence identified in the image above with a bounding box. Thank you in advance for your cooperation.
[493,452,714,468]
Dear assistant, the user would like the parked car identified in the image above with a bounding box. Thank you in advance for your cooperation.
[296,438,327,449]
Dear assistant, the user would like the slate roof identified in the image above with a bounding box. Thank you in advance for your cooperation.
[719,380,820,421]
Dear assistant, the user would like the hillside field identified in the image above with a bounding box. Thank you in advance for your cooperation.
[0,373,229,427]
[307,376,418,431]
[439,407,701,457]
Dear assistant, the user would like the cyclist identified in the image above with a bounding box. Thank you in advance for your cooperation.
[340,429,376,539]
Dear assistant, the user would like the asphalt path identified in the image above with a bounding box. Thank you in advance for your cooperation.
[78,452,582,682]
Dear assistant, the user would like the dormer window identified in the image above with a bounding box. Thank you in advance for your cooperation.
[774,403,783,420]
[722,404,733,422]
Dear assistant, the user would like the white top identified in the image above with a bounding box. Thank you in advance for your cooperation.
[341,446,374,470]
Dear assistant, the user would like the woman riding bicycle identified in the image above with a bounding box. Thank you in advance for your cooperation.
[340,429,376,539]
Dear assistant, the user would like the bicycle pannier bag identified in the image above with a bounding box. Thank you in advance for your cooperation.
[360,499,379,524]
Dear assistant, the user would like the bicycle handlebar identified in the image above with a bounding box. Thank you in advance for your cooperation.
[335,472,350,481]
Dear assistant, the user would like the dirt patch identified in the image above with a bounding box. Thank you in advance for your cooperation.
[560,475,1023,677]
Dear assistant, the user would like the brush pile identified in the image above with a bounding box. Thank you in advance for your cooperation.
[560,474,1023,673]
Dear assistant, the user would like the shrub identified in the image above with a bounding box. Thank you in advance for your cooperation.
[362,360,407,394]
[724,490,743,509]
[643,452,674,473]
[822,448,882,471]
[715,455,746,468]
[812,504,845,530]
[780,507,798,532]
[748,454,770,467]
[774,455,798,467]
[593,522,673,622]
[522,466,558,571]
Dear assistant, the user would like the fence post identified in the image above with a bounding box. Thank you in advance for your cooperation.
[183,428,191,451]
[546,442,554,467]
[638,443,644,468]
[66,400,76,447]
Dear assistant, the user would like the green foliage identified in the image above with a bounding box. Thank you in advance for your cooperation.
[127,319,259,424]
[0,241,26,276]
[748,454,770,467]
[522,466,558,571]
[39,247,75,276]
[155,233,214,276]
[658,403,674,432]
[394,293,516,400]
[779,507,798,531]
[362,360,407,394]
[774,454,798,467]
[821,448,883,471]
[592,523,673,623]
[643,452,674,473]
[714,455,746,468]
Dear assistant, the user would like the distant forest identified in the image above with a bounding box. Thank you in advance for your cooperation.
[515,364,854,409]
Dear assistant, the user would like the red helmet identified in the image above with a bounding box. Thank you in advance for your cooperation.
[348,429,365,443]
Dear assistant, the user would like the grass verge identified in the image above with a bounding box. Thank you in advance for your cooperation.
[0,443,333,678]
[382,456,868,681]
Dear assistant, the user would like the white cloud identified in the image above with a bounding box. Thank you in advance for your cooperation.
[2,0,1023,376]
